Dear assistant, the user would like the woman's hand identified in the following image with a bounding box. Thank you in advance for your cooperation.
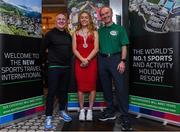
[80,58,89,68]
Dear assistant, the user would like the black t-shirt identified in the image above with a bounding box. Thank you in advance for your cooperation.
[44,28,72,66]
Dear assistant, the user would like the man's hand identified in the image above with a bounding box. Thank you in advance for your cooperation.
[117,61,125,74]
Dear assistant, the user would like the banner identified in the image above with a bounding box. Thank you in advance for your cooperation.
[129,0,180,125]
[0,0,44,126]
[67,0,110,110]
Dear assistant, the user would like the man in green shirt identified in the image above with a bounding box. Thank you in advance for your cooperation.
[98,6,132,131]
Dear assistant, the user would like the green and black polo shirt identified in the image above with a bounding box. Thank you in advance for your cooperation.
[98,23,129,54]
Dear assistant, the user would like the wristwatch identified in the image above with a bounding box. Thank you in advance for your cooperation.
[121,59,126,63]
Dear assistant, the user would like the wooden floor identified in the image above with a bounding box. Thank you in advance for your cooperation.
[61,111,180,131]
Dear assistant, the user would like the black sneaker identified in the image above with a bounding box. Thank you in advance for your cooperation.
[99,111,116,121]
[120,120,133,131]
[115,117,133,131]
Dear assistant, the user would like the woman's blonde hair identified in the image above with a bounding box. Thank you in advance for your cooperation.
[76,11,96,35]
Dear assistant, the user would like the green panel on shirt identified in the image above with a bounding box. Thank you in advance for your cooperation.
[98,23,129,54]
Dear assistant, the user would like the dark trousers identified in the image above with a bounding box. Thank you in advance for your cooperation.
[98,54,129,117]
[45,67,70,116]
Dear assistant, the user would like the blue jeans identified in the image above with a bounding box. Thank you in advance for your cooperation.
[98,54,128,117]
[45,67,70,116]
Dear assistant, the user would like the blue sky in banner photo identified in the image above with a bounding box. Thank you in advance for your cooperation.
[3,0,41,13]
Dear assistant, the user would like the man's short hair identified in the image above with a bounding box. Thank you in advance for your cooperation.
[100,6,113,15]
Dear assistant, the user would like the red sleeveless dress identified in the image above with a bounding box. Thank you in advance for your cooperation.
[75,34,97,92]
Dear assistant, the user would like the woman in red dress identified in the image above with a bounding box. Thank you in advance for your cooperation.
[72,11,99,121]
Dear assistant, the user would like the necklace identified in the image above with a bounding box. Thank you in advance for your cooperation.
[81,29,88,48]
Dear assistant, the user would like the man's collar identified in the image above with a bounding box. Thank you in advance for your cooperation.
[105,22,114,28]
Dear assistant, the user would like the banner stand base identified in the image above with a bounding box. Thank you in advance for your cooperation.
[129,111,180,127]
[0,111,44,129]
[68,107,106,112]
